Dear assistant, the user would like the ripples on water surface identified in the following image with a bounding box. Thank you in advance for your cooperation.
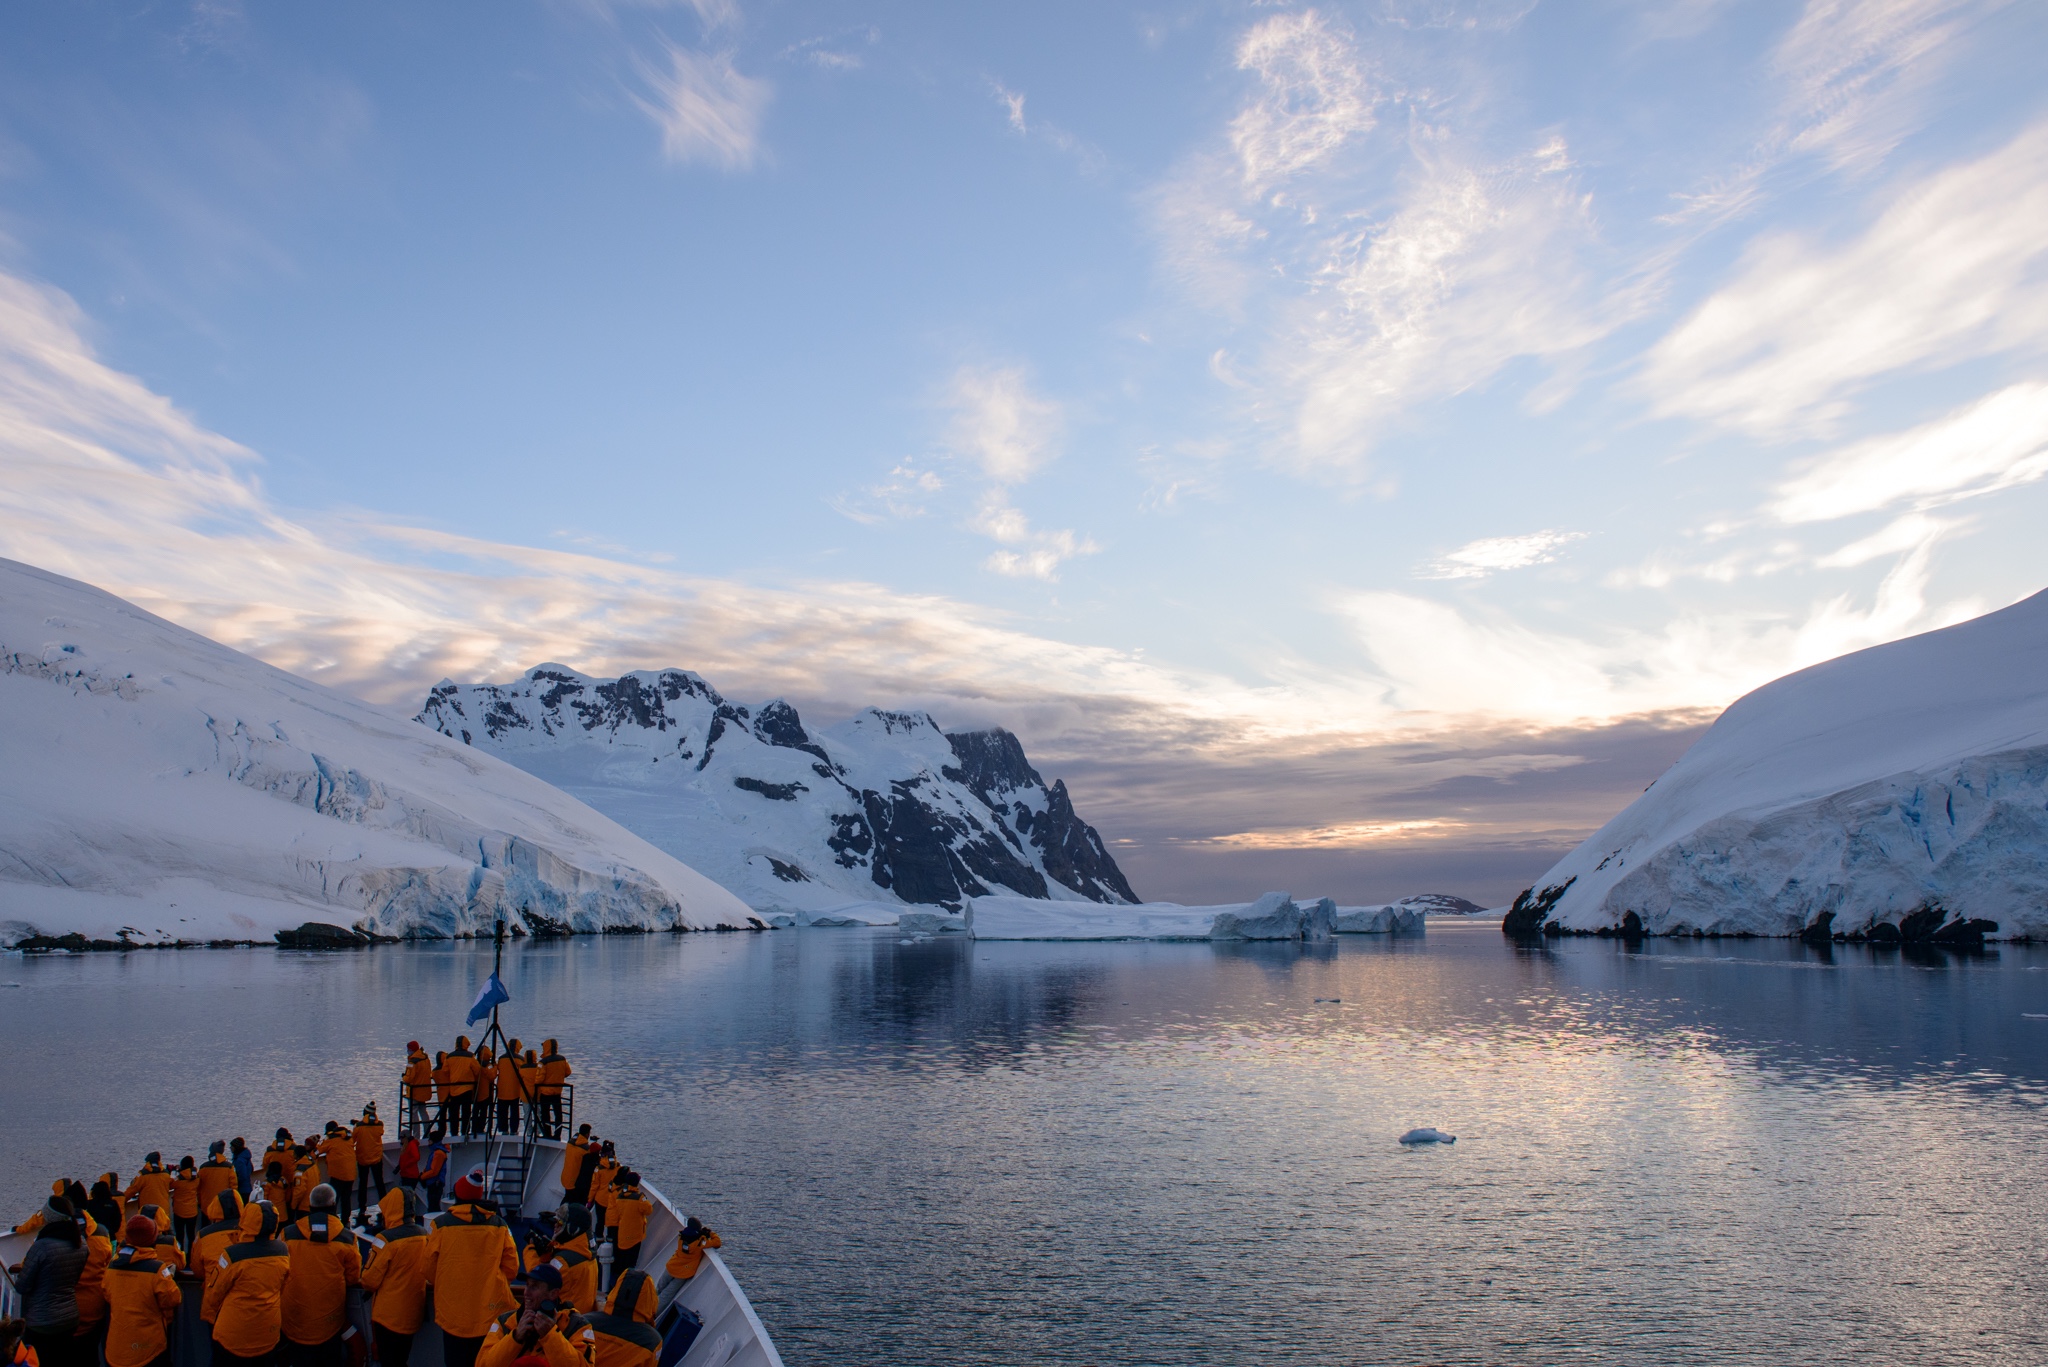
[3,922,2046,1364]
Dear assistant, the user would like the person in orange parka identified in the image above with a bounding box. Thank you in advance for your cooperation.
[442,1039,481,1139]
[603,1174,652,1290]
[318,1122,360,1226]
[290,1149,321,1222]
[140,1207,183,1274]
[170,1159,203,1254]
[72,1207,114,1352]
[281,1185,364,1367]
[121,1158,173,1225]
[11,1181,67,1236]
[352,1106,387,1205]
[197,1143,238,1223]
[361,1189,431,1367]
[663,1218,721,1283]
[476,1264,590,1367]
[103,1215,182,1367]
[189,1190,244,1295]
[422,1167,517,1367]
[475,1045,497,1139]
[536,1041,571,1138]
[557,1127,597,1208]
[495,1041,528,1136]
[583,1269,660,1367]
[201,1201,290,1367]
[550,1208,600,1316]
[403,1044,434,1133]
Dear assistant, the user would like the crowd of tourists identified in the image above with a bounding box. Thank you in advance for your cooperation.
[2,1036,722,1367]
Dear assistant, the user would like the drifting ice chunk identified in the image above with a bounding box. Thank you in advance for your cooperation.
[1399,1127,1456,1145]
[761,902,906,928]
[1208,892,1303,940]
[1331,904,1427,935]
[1300,897,1336,941]
[897,910,968,935]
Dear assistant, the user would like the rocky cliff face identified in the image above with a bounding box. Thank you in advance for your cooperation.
[417,665,1139,914]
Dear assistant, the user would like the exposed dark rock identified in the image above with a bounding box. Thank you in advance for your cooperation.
[1621,910,1645,941]
[1933,916,1999,945]
[1898,905,1948,942]
[275,922,372,949]
[1503,878,1575,937]
[733,776,807,801]
[765,858,808,883]
[1799,910,1836,945]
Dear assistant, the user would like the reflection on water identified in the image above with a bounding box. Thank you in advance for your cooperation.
[4,923,2046,1365]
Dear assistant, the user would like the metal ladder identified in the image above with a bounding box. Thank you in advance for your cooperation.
[491,1138,531,1210]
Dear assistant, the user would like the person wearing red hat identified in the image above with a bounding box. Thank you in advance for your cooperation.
[102,1215,180,1367]
[422,1167,516,1367]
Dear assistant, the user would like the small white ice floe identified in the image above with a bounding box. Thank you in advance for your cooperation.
[1399,1127,1456,1145]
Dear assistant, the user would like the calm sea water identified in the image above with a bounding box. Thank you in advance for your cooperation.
[4,921,2046,1365]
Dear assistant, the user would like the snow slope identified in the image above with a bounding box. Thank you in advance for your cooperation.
[0,560,756,946]
[417,666,1138,915]
[1514,589,2048,940]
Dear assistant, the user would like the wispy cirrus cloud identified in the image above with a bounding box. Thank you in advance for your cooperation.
[1771,382,2048,523]
[1153,11,1630,473]
[631,38,771,170]
[938,365,1096,580]
[1420,530,1587,580]
[1643,119,2048,437]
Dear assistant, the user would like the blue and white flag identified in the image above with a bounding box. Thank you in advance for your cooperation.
[466,971,510,1026]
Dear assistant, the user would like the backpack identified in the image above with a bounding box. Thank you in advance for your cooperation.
[655,1303,703,1367]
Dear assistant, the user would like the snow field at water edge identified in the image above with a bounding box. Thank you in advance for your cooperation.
[1517,588,2048,940]
[0,559,755,947]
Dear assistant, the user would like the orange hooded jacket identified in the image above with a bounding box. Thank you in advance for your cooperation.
[201,1203,291,1357]
[190,1191,245,1296]
[281,1211,363,1346]
[318,1131,359,1184]
[423,1202,518,1338]
[361,1198,431,1335]
[103,1245,182,1367]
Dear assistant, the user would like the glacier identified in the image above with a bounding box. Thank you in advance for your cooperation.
[1507,589,2048,941]
[417,666,1138,917]
[964,892,1425,941]
[0,560,758,947]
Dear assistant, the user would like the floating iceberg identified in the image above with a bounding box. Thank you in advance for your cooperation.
[1330,903,1428,935]
[963,891,1423,941]
[1399,1128,1456,1145]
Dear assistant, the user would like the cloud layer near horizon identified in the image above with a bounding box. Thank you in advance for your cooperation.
[0,262,1725,900]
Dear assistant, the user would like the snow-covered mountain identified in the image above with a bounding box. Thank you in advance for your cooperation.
[0,560,756,946]
[416,665,1139,916]
[1507,589,2048,942]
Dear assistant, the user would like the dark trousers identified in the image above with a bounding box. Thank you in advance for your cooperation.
[371,1327,413,1367]
[331,1176,354,1223]
[362,1161,388,1201]
[26,1324,80,1367]
[209,1344,272,1367]
[497,1100,519,1133]
[423,1182,444,1213]
[174,1213,199,1249]
[441,1335,484,1367]
[608,1242,640,1290]
[284,1335,346,1367]
[210,1341,274,1367]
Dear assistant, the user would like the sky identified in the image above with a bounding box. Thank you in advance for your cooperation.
[2,0,2046,906]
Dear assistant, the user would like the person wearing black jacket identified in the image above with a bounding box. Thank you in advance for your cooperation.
[10,1198,87,1367]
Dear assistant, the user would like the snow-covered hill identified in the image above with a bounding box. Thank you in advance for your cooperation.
[1508,589,2048,942]
[417,665,1139,916]
[0,560,757,946]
